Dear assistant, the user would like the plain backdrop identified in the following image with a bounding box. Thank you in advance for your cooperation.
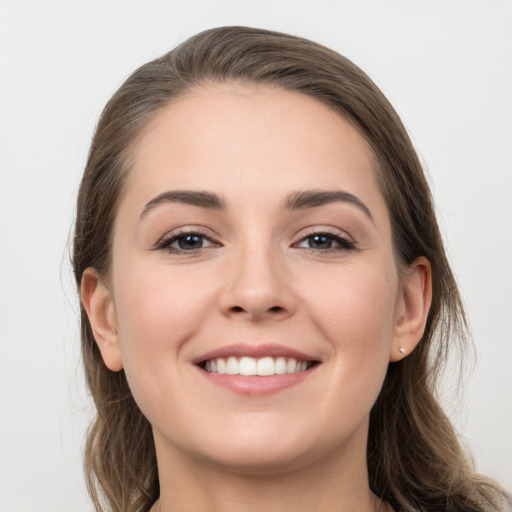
[0,1,511,510]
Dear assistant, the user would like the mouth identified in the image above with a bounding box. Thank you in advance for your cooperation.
[193,344,320,394]
[200,356,318,376]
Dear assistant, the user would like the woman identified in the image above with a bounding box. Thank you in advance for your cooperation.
[73,26,511,512]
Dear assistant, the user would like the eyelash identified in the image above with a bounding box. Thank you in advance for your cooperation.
[294,231,356,252]
[155,229,218,254]
[155,229,356,254]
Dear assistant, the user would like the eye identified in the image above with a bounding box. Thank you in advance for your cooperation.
[156,231,218,253]
[295,232,355,251]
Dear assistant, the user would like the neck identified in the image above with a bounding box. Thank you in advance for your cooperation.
[152,422,387,512]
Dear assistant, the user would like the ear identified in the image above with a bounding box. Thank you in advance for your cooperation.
[80,268,123,372]
[390,256,432,362]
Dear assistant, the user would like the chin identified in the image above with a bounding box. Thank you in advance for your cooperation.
[201,444,316,476]
[188,420,333,475]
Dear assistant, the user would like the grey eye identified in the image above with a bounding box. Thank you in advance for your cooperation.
[157,231,217,253]
[297,233,354,251]
[305,235,334,249]
[176,234,206,250]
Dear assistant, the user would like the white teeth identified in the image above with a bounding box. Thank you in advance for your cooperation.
[286,358,297,374]
[217,358,226,374]
[275,356,287,374]
[203,356,312,376]
[239,356,257,375]
[226,356,238,375]
[257,357,274,376]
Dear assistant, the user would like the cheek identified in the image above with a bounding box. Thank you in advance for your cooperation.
[301,261,397,404]
[111,262,215,389]
[110,261,229,434]
[304,261,397,341]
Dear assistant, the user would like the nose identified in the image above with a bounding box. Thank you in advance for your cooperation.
[218,243,296,322]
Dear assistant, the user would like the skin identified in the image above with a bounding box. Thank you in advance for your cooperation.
[82,84,431,512]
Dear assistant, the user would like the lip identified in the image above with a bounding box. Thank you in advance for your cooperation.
[192,343,321,396]
[192,343,319,364]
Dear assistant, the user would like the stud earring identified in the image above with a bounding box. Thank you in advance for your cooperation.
[398,346,406,354]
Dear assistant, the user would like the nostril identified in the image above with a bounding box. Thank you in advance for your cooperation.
[229,305,284,314]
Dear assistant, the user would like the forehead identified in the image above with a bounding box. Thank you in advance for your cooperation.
[122,83,387,221]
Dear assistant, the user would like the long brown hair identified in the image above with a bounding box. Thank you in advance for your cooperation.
[73,26,511,511]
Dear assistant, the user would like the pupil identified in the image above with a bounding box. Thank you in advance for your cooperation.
[309,235,332,249]
[179,235,202,249]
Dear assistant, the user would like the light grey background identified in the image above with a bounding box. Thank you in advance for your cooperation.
[1,1,511,510]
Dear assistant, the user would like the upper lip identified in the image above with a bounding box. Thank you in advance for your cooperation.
[192,343,320,365]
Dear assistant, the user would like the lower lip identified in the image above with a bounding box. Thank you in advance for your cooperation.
[197,366,318,395]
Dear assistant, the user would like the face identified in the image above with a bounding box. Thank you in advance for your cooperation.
[86,84,424,474]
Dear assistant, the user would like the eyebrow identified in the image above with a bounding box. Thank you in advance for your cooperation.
[140,188,373,222]
[140,190,227,218]
[283,190,373,221]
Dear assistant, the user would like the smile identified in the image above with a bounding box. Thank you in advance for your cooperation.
[194,344,320,394]
[203,356,314,376]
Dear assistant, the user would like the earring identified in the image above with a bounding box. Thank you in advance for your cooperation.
[398,346,406,354]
